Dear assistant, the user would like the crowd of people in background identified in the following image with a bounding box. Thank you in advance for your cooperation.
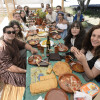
[0,3,100,87]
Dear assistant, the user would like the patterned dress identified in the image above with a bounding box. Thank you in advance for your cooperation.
[0,38,26,87]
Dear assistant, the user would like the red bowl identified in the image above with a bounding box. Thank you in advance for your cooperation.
[45,88,68,100]
[58,73,81,93]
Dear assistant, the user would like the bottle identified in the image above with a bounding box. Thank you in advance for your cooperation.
[46,35,50,57]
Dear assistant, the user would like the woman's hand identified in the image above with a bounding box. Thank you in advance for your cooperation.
[71,47,79,53]
[71,47,86,63]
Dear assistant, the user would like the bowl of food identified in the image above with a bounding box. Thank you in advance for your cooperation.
[52,34,61,40]
[28,39,39,46]
[28,55,42,65]
[70,61,84,72]
[45,88,68,100]
[58,73,81,93]
[57,43,68,52]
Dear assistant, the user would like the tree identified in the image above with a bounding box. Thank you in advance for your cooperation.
[77,0,91,12]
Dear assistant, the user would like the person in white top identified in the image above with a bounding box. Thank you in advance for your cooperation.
[71,25,100,82]
[56,12,68,39]
[41,3,46,12]
[46,7,57,23]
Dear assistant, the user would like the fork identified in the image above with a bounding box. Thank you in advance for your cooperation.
[65,83,75,93]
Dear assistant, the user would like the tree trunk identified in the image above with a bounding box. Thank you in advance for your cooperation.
[85,0,91,10]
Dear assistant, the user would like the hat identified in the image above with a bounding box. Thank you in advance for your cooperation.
[58,11,64,16]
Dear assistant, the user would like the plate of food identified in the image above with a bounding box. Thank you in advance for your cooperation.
[45,88,68,100]
[40,40,54,47]
[58,73,81,93]
[37,31,48,37]
[28,55,42,65]
[57,43,68,52]
[70,61,84,73]
[28,39,39,46]
[52,34,61,40]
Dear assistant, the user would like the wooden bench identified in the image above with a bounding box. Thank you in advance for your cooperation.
[1,84,25,100]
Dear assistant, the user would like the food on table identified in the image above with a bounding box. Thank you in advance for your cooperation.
[53,61,72,76]
[46,67,52,74]
[40,40,54,47]
[70,61,84,72]
[28,55,42,65]
[40,73,55,81]
[38,31,45,34]
[45,88,68,100]
[76,98,85,100]
[59,73,81,93]
[52,34,61,40]
[30,74,57,94]
[28,39,39,45]
[57,44,68,52]
[80,82,100,97]
[42,40,47,45]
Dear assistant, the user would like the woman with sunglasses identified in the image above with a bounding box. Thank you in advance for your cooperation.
[71,25,100,83]
[9,20,26,41]
[64,21,86,50]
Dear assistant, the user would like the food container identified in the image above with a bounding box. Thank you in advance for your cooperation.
[80,82,100,97]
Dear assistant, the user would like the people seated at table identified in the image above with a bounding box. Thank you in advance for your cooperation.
[16,5,23,11]
[41,3,46,12]
[0,25,38,87]
[24,6,29,17]
[66,13,73,25]
[45,4,50,13]
[20,10,27,23]
[71,25,100,82]
[64,21,86,50]
[46,7,57,23]
[56,5,68,23]
[9,20,26,41]
[73,10,84,22]
[56,12,68,39]
[13,12,22,23]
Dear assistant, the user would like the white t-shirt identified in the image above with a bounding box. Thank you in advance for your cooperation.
[57,23,67,30]
[71,37,76,46]
[46,11,57,22]
[86,51,100,70]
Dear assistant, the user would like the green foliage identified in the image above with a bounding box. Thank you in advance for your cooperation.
[36,9,46,19]
[83,8,100,18]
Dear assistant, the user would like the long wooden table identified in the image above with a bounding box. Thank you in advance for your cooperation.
[23,37,100,100]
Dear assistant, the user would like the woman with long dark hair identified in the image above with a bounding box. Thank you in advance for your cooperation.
[24,6,29,17]
[64,21,86,50]
[56,12,68,39]
[71,25,100,82]
[20,10,27,23]
[9,20,25,41]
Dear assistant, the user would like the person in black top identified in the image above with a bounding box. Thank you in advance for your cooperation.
[20,10,27,23]
[64,21,86,50]
[71,25,100,82]
[24,6,29,17]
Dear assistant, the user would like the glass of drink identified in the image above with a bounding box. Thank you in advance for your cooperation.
[65,55,71,63]
[37,44,41,50]
[55,46,58,53]
[40,47,44,53]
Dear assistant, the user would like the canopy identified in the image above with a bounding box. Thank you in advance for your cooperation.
[14,0,51,4]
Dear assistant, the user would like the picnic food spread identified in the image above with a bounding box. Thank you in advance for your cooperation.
[53,61,72,76]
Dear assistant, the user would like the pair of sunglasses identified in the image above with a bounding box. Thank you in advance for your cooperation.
[6,31,15,34]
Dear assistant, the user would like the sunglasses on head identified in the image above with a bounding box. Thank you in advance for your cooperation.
[6,31,15,34]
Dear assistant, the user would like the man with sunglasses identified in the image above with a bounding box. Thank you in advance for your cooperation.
[0,26,38,87]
